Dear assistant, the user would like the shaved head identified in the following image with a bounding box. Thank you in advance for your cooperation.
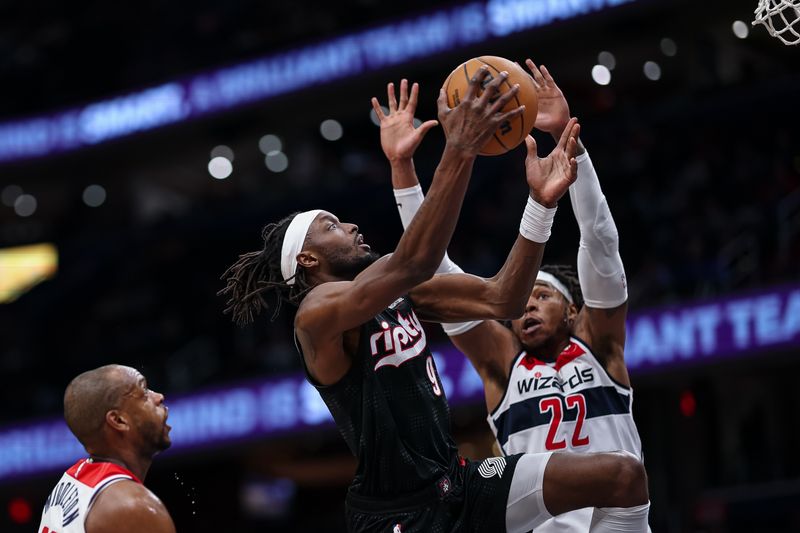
[64,364,138,448]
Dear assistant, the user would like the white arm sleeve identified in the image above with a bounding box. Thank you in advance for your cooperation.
[394,185,481,336]
[569,151,628,309]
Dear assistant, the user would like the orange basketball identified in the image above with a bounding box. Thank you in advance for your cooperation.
[443,56,538,156]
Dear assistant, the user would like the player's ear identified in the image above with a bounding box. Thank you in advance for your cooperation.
[105,409,130,433]
[296,251,319,270]
[566,302,578,324]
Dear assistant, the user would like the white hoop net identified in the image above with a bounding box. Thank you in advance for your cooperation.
[753,0,800,45]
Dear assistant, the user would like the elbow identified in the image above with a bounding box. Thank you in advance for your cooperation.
[482,278,528,320]
[503,279,531,318]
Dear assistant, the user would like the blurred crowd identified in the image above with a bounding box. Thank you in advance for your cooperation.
[1,0,798,427]
[2,68,797,425]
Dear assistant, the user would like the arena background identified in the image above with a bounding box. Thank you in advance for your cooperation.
[1,0,799,531]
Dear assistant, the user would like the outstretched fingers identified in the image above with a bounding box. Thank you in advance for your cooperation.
[565,127,580,160]
[525,134,538,160]
[496,102,525,125]
[489,82,520,115]
[556,117,579,150]
[560,122,580,184]
[464,66,491,101]
[436,88,450,118]
[398,79,409,110]
[478,70,508,107]
[540,65,557,87]
[371,97,386,121]
[526,59,546,88]
[416,119,439,138]
[564,140,579,183]
[407,82,421,114]
[387,82,398,113]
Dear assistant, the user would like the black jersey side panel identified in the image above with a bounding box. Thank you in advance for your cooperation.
[301,296,459,497]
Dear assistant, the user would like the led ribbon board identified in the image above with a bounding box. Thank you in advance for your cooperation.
[625,284,800,370]
[0,0,636,163]
[1,282,798,483]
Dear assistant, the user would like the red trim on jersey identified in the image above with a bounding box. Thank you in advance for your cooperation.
[66,459,142,487]
[517,354,548,370]
[518,341,586,371]
[554,341,586,371]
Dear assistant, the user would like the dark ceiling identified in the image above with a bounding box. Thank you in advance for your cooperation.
[0,0,450,118]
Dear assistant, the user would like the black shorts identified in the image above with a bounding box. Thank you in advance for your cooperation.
[345,454,523,533]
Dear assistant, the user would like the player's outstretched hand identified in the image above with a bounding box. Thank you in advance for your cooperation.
[436,66,524,157]
[371,79,439,162]
[526,60,570,139]
[525,117,580,207]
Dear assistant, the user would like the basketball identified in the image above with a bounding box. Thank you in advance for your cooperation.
[443,56,538,156]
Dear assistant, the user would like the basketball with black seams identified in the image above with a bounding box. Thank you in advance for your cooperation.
[443,56,538,156]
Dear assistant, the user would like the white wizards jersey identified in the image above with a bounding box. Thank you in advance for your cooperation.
[38,458,140,533]
[487,337,643,532]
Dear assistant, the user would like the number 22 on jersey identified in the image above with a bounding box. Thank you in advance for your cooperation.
[538,393,590,450]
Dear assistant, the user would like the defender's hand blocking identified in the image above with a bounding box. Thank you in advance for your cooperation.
[436,67,524,157]
[371,79,439,162]
[525,118,580,207]
[526,60,571,138]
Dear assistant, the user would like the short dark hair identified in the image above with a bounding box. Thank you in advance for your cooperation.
[64,365,131,448]
[218,213,313,326]
[540,264,584,308]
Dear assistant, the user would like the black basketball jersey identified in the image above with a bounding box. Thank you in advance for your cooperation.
[300,295,459,498]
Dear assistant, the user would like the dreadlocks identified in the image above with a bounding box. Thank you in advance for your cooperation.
[540,264,584,309]
[218,212,314,326]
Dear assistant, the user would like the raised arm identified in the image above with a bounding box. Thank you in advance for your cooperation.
[526,60,630,386]
[296,69,525,383]
[379,79,483,335]
[409,119,580,323]
[378,79,518,410]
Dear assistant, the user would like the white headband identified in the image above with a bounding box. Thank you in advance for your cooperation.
[280,209,323,284]
[536,271,574,304]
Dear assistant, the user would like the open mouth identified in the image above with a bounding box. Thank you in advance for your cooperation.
[522,317,542,335]
[356,234,370,251]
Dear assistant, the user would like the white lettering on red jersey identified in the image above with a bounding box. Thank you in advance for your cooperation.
[38,458,141,533]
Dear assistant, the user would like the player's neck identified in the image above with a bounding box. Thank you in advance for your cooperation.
[89,448,152,481]
[315,273,346,284]
[524,334,571,361]
[309,271,355,285]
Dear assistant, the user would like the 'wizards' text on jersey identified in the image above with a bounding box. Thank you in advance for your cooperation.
[488,337,645,532]
[488,337,642,458]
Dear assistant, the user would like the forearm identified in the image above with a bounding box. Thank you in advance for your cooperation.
[569,150,628,308]
[390,158,420,189]
[487,234,546,317]
[390,145,475,276]
[394,178,463,276]
[393,173,481,335]
[486,196,555,317]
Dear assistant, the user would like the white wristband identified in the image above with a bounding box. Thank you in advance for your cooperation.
[519,196,557,243]
[393,185,425,230]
